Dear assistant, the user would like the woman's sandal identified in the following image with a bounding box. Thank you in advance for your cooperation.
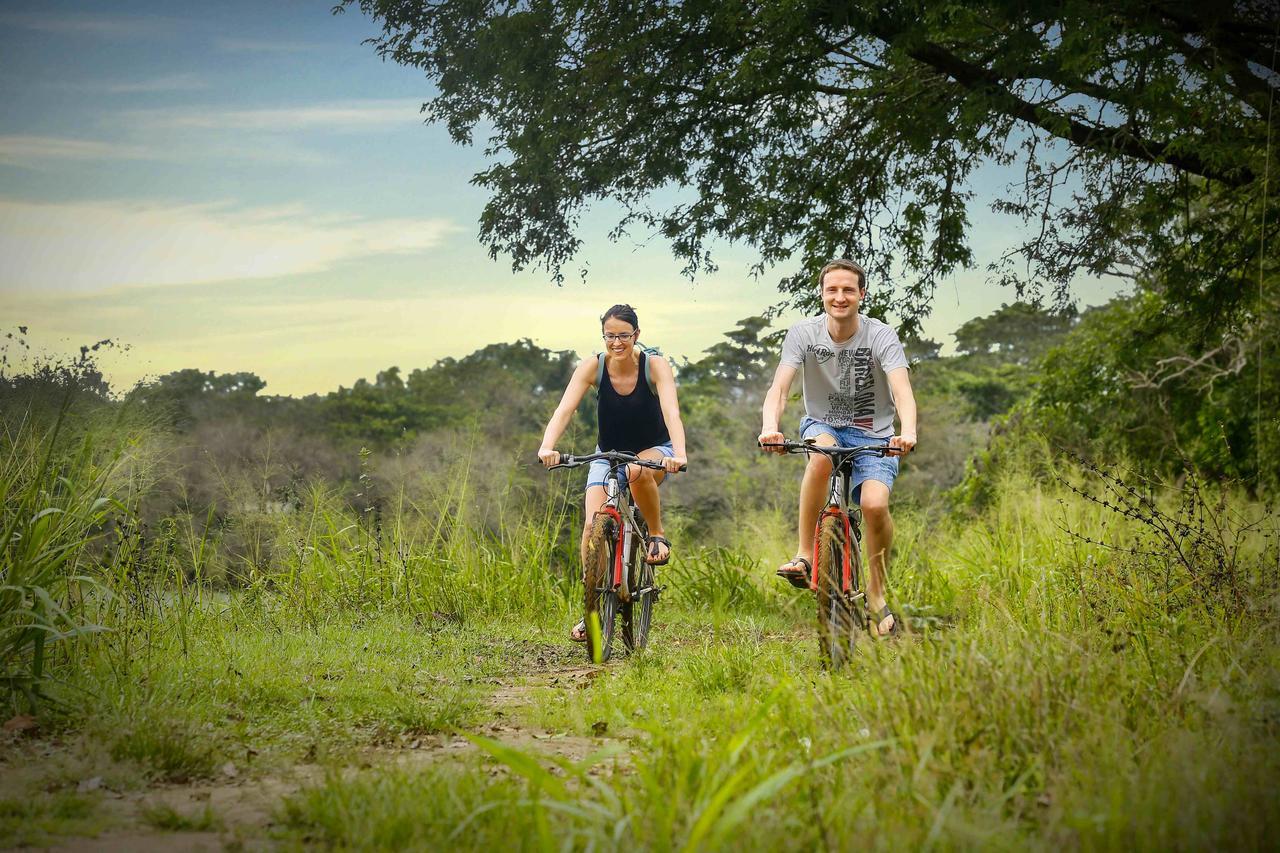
[645,535,672,566]
[570,619,587,643]
[776,556,812,589]
[870,604,902,638]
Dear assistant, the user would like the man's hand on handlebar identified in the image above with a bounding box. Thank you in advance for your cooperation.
[537,447,561,468]
[758,429,786,454]
[886,433,917,456]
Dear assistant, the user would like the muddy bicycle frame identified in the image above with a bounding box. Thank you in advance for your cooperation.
[762,440,888,603]
[550,450,672,600]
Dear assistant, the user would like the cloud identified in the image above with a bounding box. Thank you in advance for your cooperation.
[0,198,462,292]
[0,135,158,167]
[102,73,210,94]
[0,133,333,169]
[0,12,176,38]
[126,100,425,132]
[214,37,325,54]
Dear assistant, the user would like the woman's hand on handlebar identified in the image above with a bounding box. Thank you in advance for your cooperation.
[537,447,561,468]
[758,429,786,454]
[661,454,687,474]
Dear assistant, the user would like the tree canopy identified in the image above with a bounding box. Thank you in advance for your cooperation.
[953,301,1077,361]
[344,0,1278,331]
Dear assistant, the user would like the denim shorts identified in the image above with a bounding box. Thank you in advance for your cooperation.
[798,417,898,503]
[586,442,676,490]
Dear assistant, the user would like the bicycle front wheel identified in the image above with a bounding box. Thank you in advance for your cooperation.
[622,515,654,652]
[815,514,858,668]
[583,513,620,663]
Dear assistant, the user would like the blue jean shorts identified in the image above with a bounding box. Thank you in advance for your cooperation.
[586,443,676,490]
[798,417,898,503]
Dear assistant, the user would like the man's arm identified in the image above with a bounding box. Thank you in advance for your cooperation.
[886,366,917,456]
[758,364,798,454]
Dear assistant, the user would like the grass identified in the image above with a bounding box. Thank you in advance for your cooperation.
[1,410,1276,849]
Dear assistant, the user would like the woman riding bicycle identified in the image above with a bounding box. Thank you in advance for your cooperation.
[537,304,688,643]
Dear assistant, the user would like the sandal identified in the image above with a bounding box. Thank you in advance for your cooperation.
[645,535,672,566]
[870,604,902,638]
[776,556,812,589]
[570,619,587,643]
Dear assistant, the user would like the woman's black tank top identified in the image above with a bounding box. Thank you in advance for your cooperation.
[597,351,671,453]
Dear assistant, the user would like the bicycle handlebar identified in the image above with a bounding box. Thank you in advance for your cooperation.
[758,440,888,458]
[547,450,688,472]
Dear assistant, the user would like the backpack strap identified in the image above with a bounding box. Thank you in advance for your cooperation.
[595,349,660,394]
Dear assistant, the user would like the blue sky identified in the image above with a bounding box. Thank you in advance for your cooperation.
[0,1,1125,395]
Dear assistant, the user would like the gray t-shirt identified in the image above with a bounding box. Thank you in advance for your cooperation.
[779,314,909,437]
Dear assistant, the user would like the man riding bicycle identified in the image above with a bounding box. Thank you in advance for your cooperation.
[758,259,917,637]
[537,304,688,643]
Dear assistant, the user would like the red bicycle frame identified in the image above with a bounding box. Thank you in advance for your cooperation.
[811,505,855,593]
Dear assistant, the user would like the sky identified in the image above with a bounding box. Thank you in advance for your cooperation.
[0,0,1127,397]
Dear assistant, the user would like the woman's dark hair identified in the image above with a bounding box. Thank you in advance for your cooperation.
[600,304,639,329]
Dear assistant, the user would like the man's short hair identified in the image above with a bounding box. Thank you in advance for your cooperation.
[818,259,867,291]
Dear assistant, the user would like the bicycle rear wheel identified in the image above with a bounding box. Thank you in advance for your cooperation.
[815,514,859,667]
[583,512,620,663]
[622,516,654,652]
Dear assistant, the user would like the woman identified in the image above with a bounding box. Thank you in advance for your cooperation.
[538,304,688,642]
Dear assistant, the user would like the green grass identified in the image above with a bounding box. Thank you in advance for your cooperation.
[140,802,224,832]
[3,418,1276,849]
[0,791,108,848]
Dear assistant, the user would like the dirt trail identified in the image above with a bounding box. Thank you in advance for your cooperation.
[6,656,624,851]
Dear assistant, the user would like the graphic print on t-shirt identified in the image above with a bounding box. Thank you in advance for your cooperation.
[823,347,875,430]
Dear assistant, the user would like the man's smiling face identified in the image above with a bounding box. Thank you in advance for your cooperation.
[820,268,864,319]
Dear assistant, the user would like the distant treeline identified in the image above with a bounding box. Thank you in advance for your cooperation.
[4,282,1276,541]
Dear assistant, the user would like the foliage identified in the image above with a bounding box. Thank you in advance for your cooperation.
[953,301,1077,361]
[125,368,268,428]
[342,0,1278,330]
[0,405,119,710]
[1021,285,1279,494]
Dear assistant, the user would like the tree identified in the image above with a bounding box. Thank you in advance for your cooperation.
[678,316,777,386]
[343,0,1278,331]
[953,301,1077,362]
[128,369,268,427]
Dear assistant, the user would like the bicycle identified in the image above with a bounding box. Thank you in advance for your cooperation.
[760,439,890,667]
[548,450,685,663]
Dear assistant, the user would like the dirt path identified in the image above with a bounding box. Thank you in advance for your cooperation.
[4,656,625,851]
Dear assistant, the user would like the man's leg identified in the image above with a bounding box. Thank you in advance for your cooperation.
[628,449,669,562]
[859,479,895,635]
[796,432,838,558]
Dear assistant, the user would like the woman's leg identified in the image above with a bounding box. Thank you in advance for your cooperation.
[629,448,669,562]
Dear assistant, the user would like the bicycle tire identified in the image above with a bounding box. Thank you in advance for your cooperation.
[583,512,620,663]
[815,514,859,667]
[622,515,654,652]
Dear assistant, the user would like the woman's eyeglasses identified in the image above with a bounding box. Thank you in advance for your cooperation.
[602,332,637,343]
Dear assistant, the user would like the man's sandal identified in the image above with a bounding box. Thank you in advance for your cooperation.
[570,619,587,643]
[870,604,902,638]
[645,535,672,566]
[776,556,812,589]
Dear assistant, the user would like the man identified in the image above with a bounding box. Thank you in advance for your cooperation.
[758,259,917,637]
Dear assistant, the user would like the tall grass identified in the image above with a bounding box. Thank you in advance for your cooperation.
[1,404,117,709]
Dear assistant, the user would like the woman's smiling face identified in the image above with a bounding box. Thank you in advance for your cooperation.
[602,316,638,356]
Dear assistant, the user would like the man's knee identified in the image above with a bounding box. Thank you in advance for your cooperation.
[805,455,833,477]
[861,499,891,526]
